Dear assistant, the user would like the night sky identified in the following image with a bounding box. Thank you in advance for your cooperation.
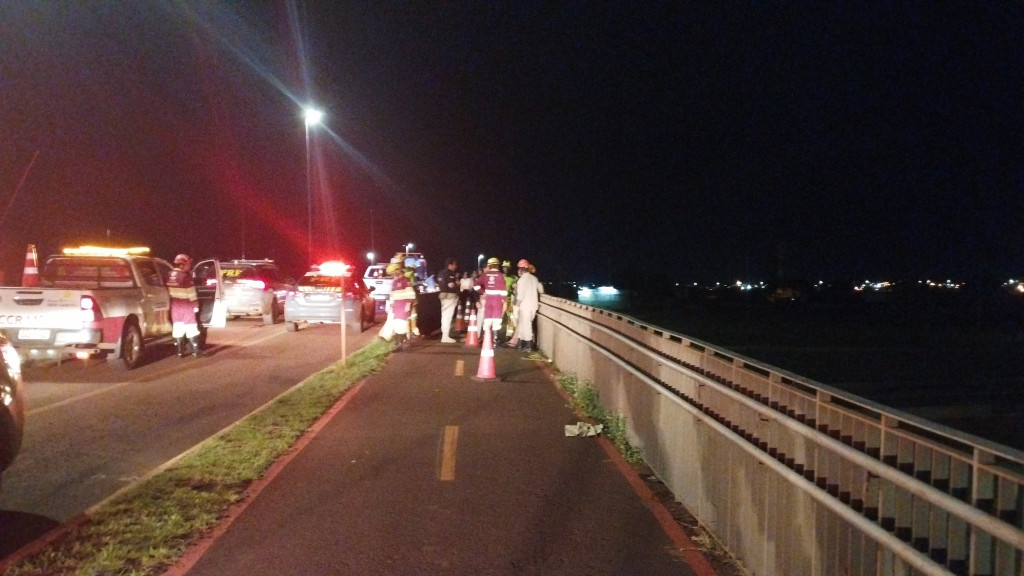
[1,2,1022,287]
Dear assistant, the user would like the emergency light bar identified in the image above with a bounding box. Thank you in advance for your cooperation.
[315,261,353,277]
[62,245,151,256]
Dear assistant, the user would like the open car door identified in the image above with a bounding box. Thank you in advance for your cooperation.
[192,259,226,328]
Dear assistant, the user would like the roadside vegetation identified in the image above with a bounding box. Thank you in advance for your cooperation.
[555,372,643,464]
[554,370,749,576]
[4,339,393,576]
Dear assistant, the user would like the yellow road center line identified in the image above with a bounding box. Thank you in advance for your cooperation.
[439,425,459,481]
[455,359,464,376]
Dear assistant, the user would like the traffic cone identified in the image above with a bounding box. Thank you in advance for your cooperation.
[22,244,39,287]
[455,301,466,332]
[464,307,480,347]
[471,326,499,382]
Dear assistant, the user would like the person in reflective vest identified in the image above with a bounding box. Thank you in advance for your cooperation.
[403,264,421,337]
[381,262,416,350]
[474,257,507,343]
[167,254,204,358]
[498,260,517,345]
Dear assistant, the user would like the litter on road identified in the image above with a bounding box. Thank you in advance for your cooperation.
[564,422,603,437]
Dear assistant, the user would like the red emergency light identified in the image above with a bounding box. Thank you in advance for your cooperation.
[316,261,353,277]
[238,279,267,290]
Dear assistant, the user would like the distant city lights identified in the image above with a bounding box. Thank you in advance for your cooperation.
[577,285,620,297]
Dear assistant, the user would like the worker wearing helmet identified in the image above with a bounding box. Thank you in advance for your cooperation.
[498,260,517,345]
[474,257,507,345]
[166,254,204,358]
[378,262,417,349]
[403,263,421,337]
[508,258,543,353]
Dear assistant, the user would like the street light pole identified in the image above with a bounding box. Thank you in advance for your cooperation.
[340,275,347,365]
[303,107,323,267]
[477,254,484,272]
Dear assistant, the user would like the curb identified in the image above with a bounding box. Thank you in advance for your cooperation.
[540,361,721,576]
[162,379,371,576]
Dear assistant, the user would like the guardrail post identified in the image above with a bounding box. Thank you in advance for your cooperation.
[971,449,996,575]
[949,458,971,573]
[994,475,1019,574]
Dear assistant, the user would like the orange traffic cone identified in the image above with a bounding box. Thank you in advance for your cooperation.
[464,306,480,347]
[472,326,499,381]
[455,301,466,332]
[22,244,39,287]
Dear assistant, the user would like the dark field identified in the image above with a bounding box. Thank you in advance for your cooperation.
[615,289,1024,451]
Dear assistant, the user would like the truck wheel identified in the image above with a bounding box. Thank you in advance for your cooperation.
[108,320,144,370]
[263,298,280,325]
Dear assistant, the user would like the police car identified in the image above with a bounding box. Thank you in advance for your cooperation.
[220,259,295,325]
[285,261,377,333]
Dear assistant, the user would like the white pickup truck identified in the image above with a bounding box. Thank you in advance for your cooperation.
[0,247,224,369]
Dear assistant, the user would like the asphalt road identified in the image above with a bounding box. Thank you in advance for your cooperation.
[0,315,384,559]
[169,338,711,576]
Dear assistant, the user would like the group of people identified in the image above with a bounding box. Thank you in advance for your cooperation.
[434,256,544,353]
[167,250,544,358]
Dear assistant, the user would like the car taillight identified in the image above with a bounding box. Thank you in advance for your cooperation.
[80,295,99,322]
[239,279,267,290]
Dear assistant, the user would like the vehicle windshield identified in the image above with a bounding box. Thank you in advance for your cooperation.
[41,257,135,288]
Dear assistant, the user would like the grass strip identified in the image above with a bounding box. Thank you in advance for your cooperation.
[555,372,644,464]
[5,339,393,576]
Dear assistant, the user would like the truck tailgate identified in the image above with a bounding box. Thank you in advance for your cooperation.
[0,289,85,331]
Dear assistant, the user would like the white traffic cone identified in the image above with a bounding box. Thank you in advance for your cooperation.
[471,326,499,382]
[464,306,480,347]
[22,244,39,287]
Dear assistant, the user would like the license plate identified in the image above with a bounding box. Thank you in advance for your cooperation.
[307,294,332,302]
[19,328,51,340]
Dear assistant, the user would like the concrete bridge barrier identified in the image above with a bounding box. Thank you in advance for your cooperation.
[538,295,1024,576]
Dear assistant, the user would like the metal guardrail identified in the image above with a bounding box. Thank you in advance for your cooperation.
[537,295,1024,576]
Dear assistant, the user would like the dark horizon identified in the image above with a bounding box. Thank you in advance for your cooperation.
[2,3,1022,285]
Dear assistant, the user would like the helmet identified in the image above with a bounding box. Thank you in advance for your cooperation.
[174,254,191,266]
[486,257,500,267]
[501,260,511,268]
[517,259,530,268]
[386,263,402,275]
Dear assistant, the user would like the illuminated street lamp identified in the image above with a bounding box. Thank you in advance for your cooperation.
[477,254,484,272]
[405,243,414,254]
[303,107,324,265]
[367,252,375,264]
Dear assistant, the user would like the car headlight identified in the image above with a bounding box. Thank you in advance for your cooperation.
[0,342,20,394]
